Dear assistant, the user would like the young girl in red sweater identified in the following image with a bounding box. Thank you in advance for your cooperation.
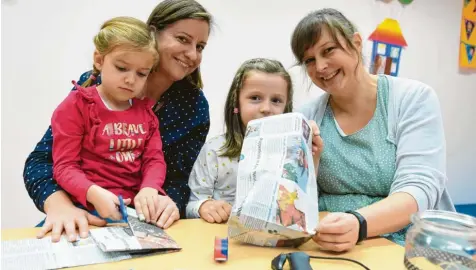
[51,16,165,223]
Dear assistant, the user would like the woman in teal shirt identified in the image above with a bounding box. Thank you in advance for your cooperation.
[292,8,455,251]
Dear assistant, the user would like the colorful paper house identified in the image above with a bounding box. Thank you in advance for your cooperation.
[368,18,408,76]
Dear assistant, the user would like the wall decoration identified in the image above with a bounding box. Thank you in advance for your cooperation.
[368,18,407,76]
[460,0,476,68]
[465,19,475,40]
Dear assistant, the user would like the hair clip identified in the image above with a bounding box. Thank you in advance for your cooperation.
[89,74,97,80]
[233,108,239,114]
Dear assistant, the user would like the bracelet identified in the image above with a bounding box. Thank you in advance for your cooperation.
[345,210,367,244]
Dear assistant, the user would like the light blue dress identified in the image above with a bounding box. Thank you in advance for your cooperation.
[317,75,406,245]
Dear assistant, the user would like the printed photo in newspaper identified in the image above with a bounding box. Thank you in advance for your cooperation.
[91,211,181,254]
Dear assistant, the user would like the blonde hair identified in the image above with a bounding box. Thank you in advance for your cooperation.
[82,16,159,87]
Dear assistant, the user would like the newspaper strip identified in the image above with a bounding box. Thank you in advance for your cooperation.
[2,208,180,270]
[228,112,319,247]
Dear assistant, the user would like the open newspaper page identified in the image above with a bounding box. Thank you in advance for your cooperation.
[228,112,319,247]
[2,208,180,270]
[1,234,131,270]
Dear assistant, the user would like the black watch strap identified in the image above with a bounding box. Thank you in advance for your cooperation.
[345,210,367,243]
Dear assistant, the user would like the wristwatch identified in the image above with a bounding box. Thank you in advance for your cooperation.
[345,210,367,244]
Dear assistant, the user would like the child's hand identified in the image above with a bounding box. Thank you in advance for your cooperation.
[86,185,130,220]
[134,187,159,223]
[198,200,232,223]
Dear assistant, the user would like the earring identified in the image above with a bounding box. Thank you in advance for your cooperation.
[233,108,239,114]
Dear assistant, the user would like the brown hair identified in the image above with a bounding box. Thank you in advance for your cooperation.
[221,58,294,158]
[291,8,361,67]
[147,0,213,90]
[81,16,158,87]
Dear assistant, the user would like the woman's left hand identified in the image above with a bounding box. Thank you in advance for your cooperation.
[312,212,360,252]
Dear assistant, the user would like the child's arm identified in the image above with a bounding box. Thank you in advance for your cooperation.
[140,112,166,195]
[51,92,96,208]
[185,142,219,219]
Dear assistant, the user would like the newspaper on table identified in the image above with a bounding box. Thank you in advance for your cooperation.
[2,207,180,270]
[227,112,319,247]
[91,208,180,253]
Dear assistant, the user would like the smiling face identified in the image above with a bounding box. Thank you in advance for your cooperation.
[94,47,155,105]
[302,27,362,95]
[291,9,366,96]
[155,18,209,82]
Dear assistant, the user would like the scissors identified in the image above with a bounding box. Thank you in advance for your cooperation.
[118,195,134,234]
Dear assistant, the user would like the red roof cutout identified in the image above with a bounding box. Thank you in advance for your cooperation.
[368,18,408,47]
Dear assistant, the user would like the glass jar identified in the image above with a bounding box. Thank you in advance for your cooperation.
[404,210,476,270]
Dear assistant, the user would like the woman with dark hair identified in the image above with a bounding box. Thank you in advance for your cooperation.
[292,8,455,251]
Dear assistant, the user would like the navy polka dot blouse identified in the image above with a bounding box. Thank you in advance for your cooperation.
[23,71,210,218]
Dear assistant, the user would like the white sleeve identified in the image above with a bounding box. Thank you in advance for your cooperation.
[185,142,219,218]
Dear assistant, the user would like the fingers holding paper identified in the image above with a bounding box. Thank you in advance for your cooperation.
[134,187,159,223]
[312,213,360,252]
[309,120,324,156]
[308,120,324,173]
[153,195,180,229]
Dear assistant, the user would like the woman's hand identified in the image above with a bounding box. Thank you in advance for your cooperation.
[37,191,107,242]
[312,212,360,252]
[308,120,324,171]
[86,185,131,221]
[198,200,232,223]
[309,120,324,156]
[134,187,160,223]
[151,195,180,229]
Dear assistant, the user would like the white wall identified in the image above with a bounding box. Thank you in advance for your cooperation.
[2,0,475,229]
